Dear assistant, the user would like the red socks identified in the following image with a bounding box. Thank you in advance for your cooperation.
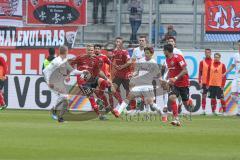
[202,97,206,110]
[220,99,226,112]
[0,91,5,106]
[171,100,178,118]
[211,99,217,113]
[113,91,122,104]
[89,96,99,115]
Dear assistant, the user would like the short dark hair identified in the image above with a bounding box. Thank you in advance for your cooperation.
[163,44,173,53]
[94,44,102,49]
[214,52,221,57]
[205,48,211,51]
[167,36,176,42]
[139,35,147,40]
[48,48,55,55]
[238,39,240,43]
[115,37,123,41]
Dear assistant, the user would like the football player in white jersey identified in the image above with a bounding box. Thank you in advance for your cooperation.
[224,40,240,116]
[43,45,86,122]
[117,46,162,115]
[131,35,148,62]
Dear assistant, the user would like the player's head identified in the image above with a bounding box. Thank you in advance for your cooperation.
[59,45,68,58]
[163,44,173,57]
[115,37,123,49]
[87,44,95,56]
[138,35,147,47]
[94,44,102,55]
[167,37,176,47]
[144,46,154,60]
[205,48,211,58]
[48,47,55,56]
[214,53,221,62]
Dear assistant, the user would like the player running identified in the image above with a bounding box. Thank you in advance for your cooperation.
[161,44,194,126]
[198,48,212,115]
[162,37,184,114]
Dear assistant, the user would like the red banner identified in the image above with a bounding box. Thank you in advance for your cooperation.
[205,0,240,33]
[26,0,87,26]
[0,0,23,27]
[0,26,78,49]
[0,48,109,75]
[0,48,86,75]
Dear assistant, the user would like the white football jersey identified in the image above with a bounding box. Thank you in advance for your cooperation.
[132,47,145,62]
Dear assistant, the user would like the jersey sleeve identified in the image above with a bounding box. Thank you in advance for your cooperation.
[176,55,187,68]
[125,50,131,61]
[103,55,111,65]
[222,64,227,87]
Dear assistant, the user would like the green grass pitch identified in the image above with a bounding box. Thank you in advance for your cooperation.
[0,110,240,160]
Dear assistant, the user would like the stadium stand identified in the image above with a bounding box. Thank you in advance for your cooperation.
[74,0,238,50]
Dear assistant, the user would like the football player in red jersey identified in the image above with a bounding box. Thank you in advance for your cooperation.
[0,55,7,110]
[94,44,116,110]
[162,44,194,126]
[94,44,111,78]
[111,37,132,98]
[71,44,120,118]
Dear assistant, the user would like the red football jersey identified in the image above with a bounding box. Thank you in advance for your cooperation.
[166,54,189,87]
[97,54,111,78]
[111,49,130,79]
[71,54,103,78]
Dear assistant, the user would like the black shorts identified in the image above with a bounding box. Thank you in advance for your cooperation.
[83,77,99,89]
[168,86,189,101]
[112,77,130,91]
[0,80,4,90]
[208,86,224,99]
[201,84,208,95]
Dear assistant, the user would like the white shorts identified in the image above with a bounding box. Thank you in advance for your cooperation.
[231,78,240,93]
[131,85,155,98]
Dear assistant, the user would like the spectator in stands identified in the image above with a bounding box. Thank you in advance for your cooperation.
[162,25,177,43]
[92,0,108,24]
[128,0,143,44]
